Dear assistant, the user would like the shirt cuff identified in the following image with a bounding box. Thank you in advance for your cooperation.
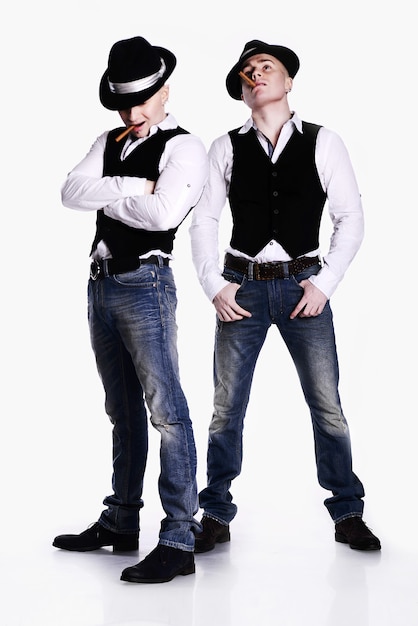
[308,264,340,299]
[202,274,230,303]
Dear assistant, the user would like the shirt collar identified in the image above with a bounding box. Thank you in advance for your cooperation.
[239,111,303,134]
[149,112,178,135]
[123,112,178,155]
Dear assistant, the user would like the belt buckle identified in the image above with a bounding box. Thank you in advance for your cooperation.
[90,260,101,281]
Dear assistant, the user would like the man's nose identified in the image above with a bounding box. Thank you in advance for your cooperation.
[127,106,142,120]
[252,69,262,81]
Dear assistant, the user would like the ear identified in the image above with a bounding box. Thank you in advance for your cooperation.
[161,85,170,104]
[285,77,293,93]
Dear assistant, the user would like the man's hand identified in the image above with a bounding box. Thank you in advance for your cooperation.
[290,279,328,319]
[213,283,252,322]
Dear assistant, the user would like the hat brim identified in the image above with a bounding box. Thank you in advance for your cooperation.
[226,44,300,100]
[99,46,176,110]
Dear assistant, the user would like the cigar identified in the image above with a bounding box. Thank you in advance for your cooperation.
[239,71,256,88]
[115,125,136,142]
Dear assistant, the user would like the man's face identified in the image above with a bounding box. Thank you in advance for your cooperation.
[119,86,169,138]
[239,54,292,107]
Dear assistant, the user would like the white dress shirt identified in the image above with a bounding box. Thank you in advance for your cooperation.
[61,113,208,259]
[189,112,364,301]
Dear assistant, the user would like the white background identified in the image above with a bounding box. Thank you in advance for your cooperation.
[1,1,417,624]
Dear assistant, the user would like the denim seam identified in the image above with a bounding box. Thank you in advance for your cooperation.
[203,513,229,526]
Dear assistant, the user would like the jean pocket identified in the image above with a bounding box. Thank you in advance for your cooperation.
[290,263,321,287]
[222,269,247,289]
[112,266,157,287]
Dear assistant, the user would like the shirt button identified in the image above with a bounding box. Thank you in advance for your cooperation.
[272,171,278,177]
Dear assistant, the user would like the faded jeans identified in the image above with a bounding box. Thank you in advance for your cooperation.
[199,263,365,525]
[88,258,199,550]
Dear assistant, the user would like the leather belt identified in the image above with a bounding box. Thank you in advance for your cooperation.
[224,253,320,280]
[90,255,169,280]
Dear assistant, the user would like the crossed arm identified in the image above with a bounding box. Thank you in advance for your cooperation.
[61,131,208,231]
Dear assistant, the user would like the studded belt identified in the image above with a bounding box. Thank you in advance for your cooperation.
[224,253,320,280]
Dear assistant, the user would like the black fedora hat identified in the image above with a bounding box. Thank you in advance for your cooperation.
[226,39,300,100]
[99,36,176,110]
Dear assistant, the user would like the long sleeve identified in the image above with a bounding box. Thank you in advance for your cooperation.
[104,133,208,230]
[61,116,208,233]
[189,135,233,302]
[61,132,146,211]
[309,127,364,298]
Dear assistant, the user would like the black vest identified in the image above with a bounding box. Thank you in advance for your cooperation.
[90,126,189,258]
[228,122,326,259]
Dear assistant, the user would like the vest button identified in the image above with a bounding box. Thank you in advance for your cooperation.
[272,171,278,177]
[272,191,278,197]
[273,209,279,214]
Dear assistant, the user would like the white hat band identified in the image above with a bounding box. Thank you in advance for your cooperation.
[108,58,166,94]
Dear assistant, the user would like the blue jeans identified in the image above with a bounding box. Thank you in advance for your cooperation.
[88,258,199,550]
[199,263,365,525]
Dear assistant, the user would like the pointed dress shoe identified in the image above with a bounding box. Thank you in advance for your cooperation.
[335,517,381,551]
[120,544,195,583]
[52,522,139,552]
[194,516,231,553]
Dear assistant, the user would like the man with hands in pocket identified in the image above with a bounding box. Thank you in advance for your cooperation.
[189,39,380,554]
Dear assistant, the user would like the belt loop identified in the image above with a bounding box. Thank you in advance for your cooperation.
[102,259,109,277]
[247,261,254,281]
[283,262,290,279]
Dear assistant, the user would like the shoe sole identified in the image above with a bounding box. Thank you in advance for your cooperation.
[52,540,139,552]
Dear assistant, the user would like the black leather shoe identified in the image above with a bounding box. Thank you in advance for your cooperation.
[52,522,139,552]
[335,517,381,551]
[194,516,230,553]
[120,544,195,583]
